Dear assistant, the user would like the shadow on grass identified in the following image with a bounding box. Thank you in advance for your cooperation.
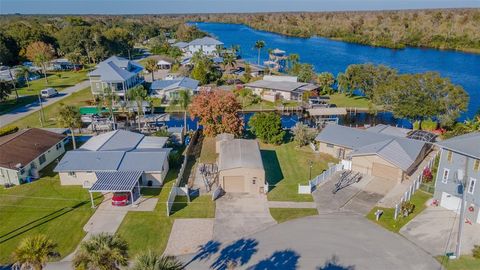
[261,149,284,191]
[0,195,101,244]
[170,196,188,214]
[141,188,161,197]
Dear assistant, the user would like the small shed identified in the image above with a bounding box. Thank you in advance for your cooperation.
[217,137,266,194]
[157,60,172,69]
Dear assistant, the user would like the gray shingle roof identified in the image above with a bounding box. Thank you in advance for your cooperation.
[437,132,480,159]
[150,77,199,92]
[218,139,264,171]
[316,124,426,172]
[90,171,142,192]
[188,37,223,46]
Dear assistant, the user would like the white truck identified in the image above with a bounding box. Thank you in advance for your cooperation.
[40,88,58,98]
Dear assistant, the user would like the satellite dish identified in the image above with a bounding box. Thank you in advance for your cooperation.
[15,163,22,169]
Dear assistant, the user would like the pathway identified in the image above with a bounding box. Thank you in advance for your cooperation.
[267,201,316,208]
[0,80,90,127]
[180,213,441,270]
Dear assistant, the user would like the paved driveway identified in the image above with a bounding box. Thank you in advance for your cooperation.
[401,205,480,256]
[0,80,89,127]
[313,173,383,215]
[181,213,440,270]
[213,193,276,242]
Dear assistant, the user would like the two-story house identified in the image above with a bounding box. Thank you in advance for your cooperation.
[174,37,223,57]
[434,132,480,224]
[88,56,144,98]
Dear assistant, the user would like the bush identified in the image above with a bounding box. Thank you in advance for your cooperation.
[0,126,18,137]
[473,245,480,259]
[400,201,415,217]
[292,122,315,147]
[248,112,285,145]
[168,150,183,169]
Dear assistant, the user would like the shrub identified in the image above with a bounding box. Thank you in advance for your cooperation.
[292,122,315,147]
[473,245,480,259]
[0,126,18,137]
[168,150,183,169]
[400,201,415,217]
[248,112,285,145]
[422,167,433,183]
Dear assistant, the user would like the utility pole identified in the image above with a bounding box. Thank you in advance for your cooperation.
[455,157,469,258]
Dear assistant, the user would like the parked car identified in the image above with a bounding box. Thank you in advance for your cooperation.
[40,88,58,98]
[111,192,131,206]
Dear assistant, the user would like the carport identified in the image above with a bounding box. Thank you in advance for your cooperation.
[89,171,143,208]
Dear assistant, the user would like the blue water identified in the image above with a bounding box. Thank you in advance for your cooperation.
[192,22,480,119]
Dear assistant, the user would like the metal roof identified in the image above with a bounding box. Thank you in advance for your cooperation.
[79,130,144,151]
[437,132,480,159]
[118,150,170,171]
[173,41,189,48]
[218,139,264,171]
[188,37,223,46]
[136,136,168,149]
[245,79,317,93]
[150,77,199,92]
[90,171,142,192]
[88,56,143,82]
[308,107,347,116]
[366,124,411,138]
[55,151,125,171]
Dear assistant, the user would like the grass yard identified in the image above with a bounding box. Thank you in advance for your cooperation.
[199,137,217,163]
[117,168,215,257]
[366,190,432,233]
[5,87,93,130]
[438,256,480,270]
[269,208,318,223]
[328,93,371,108]
[261,141,337,202]
[0,163,102,264]
[1,70,88,115]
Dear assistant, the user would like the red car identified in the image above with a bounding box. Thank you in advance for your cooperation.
[111,192,131,206]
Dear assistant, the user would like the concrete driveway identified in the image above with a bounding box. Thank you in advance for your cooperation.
[313,173,383,215]
[181,213,441,270]
[401,205,480,256]
[213,193,276,242]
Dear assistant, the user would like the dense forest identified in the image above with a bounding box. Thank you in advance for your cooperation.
[189,9,480,52]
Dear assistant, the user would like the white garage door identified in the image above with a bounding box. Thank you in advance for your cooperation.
[440,192,462,213]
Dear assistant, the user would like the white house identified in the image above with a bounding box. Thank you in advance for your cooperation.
[174,37,224,57]
[0,128,67,186]
[150,77,199,102]
[245,75,319,102]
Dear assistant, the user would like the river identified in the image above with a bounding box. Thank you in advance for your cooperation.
[191,22,480,120]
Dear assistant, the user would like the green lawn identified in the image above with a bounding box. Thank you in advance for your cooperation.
[269,208,318,223]
[242,100,300,111]
[438,256,480,270]
[199,137,217,163]
[328,93,371,108]
[261,141,337,202]
[6,87,93,130]
[1,70,88,115]
[0,163,102,264]
[366,190,432,233]
[117,169,215,257]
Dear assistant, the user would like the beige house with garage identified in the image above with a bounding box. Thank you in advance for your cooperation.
[316,124,431,184]
[216,134,266,194]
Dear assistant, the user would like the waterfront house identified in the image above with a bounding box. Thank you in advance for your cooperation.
[245,75,319,102]
[315,124,430,184]
[88,56,144,98]
[216,134,266,194]
[174,37,224,57]
[150,77,199,102]
[433,132,480,223]
[55,130,170,194]
[0,128,67,186]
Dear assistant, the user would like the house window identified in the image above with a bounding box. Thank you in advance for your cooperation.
[474,160,480,171]
[442,169,449,183]
[252,178,256,185]
[68,172,77,177]
[447,151,453,163]
[39,154,46,165]
[468,178,476,194]
[326,143,334,148]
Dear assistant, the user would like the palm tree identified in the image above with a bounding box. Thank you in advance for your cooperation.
[254,40,266,65]
[73,233,128,270]
[288,54,300,70]
[127,85,148,130]
[171,89,192,134]
[222,53,237,72]
[12,234,59,270]
[131,250,183,270]
[57,103,81,149]
[102,87,119,127]
[16,66,31,91]
[144,58,159,82]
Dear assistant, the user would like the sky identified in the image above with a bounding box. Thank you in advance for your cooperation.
[1,0,479,15]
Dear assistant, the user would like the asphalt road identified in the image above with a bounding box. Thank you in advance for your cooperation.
[0,80,90,127]
[180,213,441,270]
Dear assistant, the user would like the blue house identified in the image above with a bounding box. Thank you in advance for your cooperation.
[434,132,480,224]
